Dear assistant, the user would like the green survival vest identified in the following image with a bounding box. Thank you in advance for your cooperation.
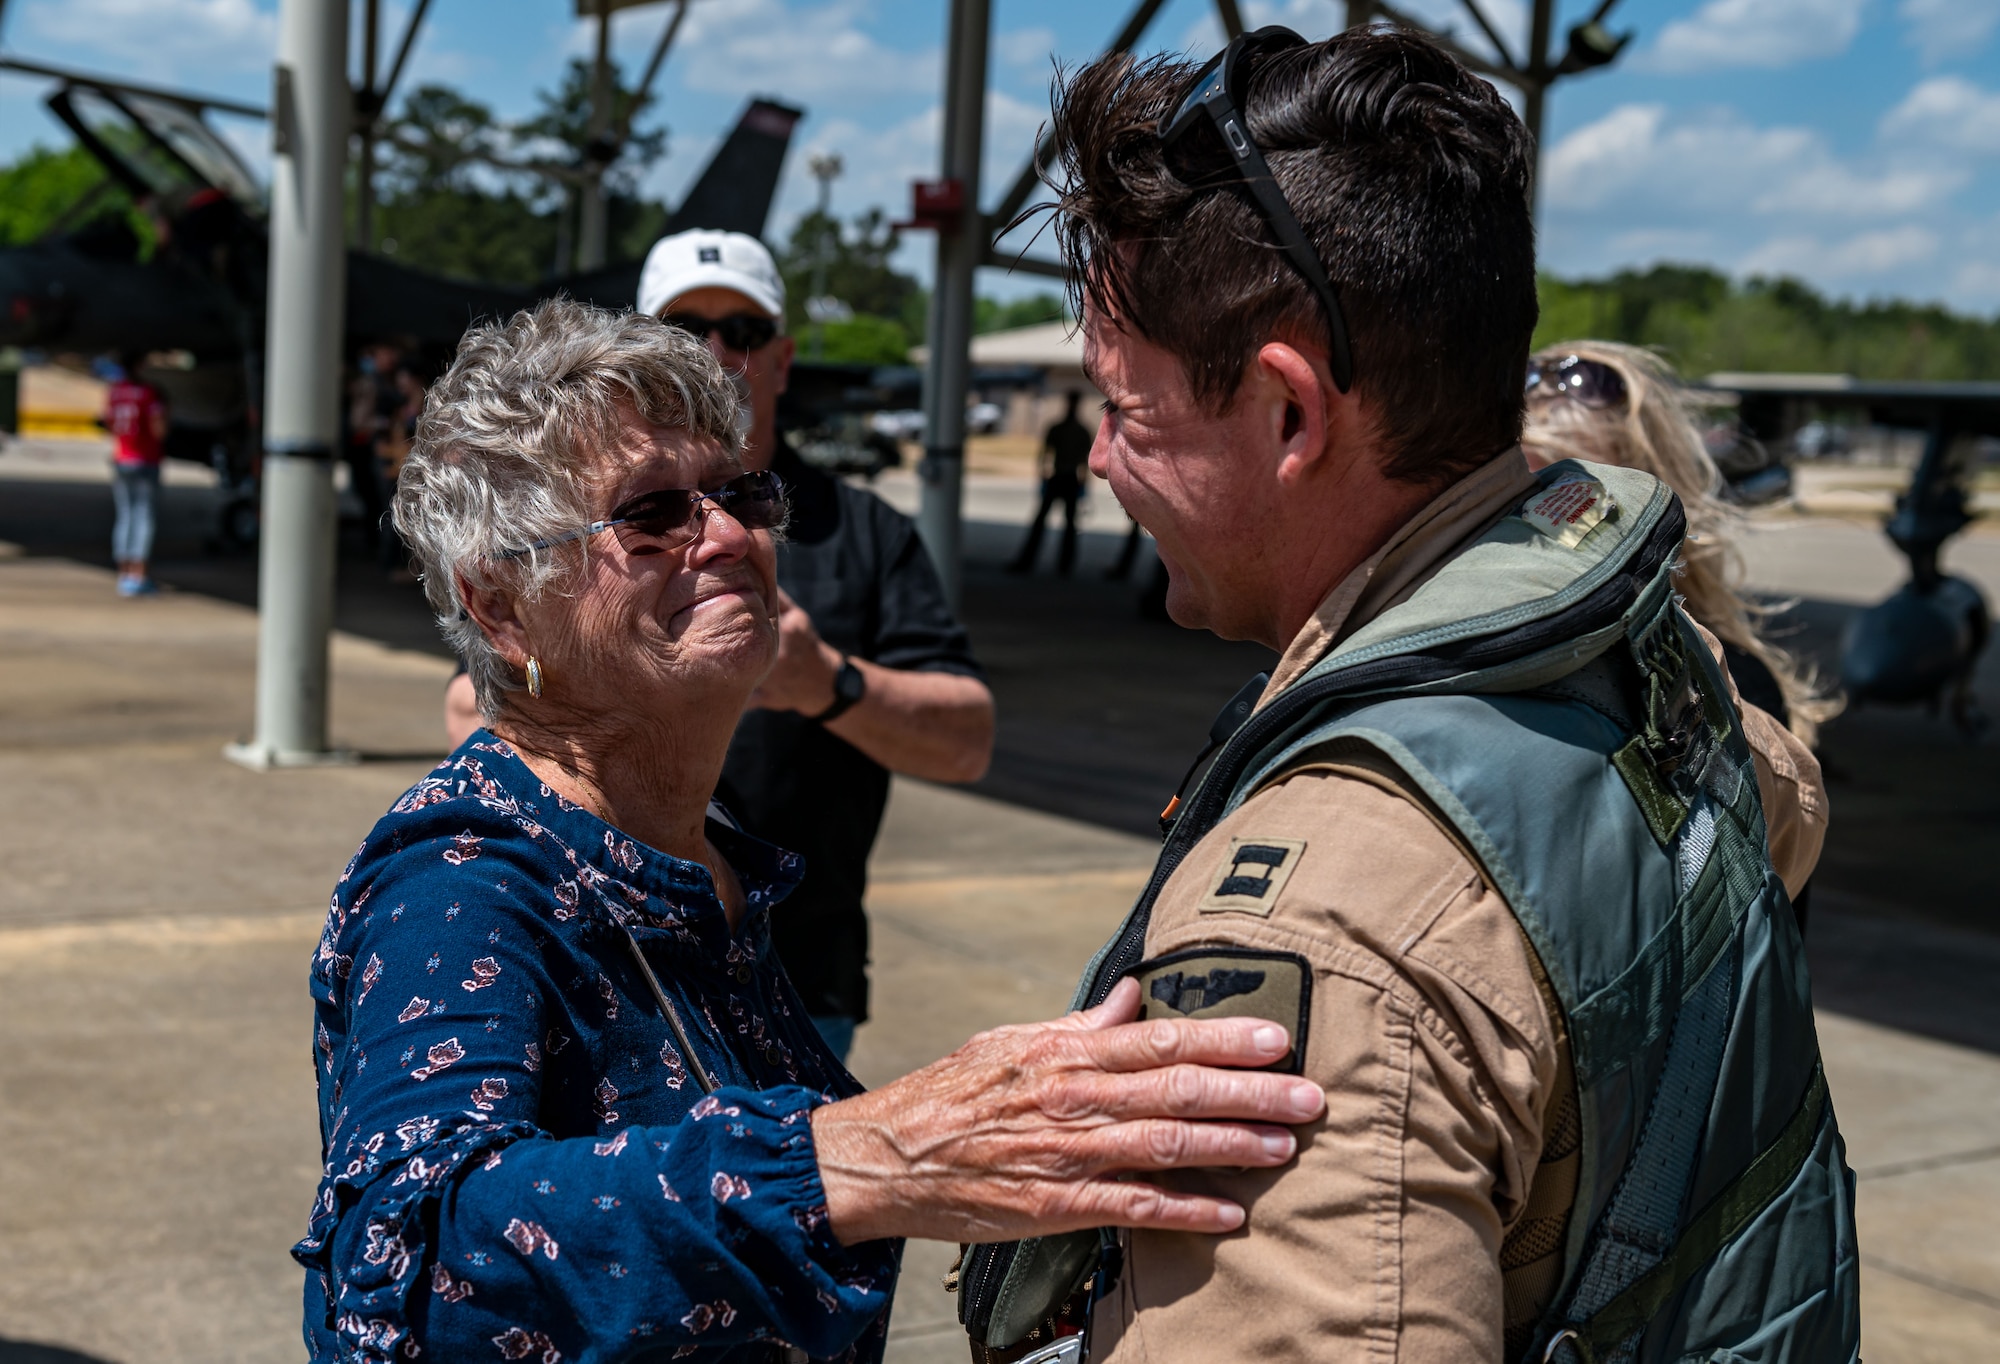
[958,460,1860,1363]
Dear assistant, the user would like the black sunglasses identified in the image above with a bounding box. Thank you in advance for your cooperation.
[502,470,787,559]
[1161,27,1354,393]
[1527,355,1627,409]
[660,312,780,353]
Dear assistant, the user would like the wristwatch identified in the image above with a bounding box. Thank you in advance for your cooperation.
[812,655,866,723]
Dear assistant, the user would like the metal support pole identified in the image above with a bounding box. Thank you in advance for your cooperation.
[578,0,613,271]
[917,0,988,609]
[1522,0,1553,219]
[355,0,378,250]
[227,0,352,770]
[807,152,842,361]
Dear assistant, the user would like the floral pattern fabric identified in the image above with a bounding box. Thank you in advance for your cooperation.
[296,735,900,1363]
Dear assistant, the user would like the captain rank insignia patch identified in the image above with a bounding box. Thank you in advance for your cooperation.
[1131,947,1311,1073]
[1196,836,1307,916]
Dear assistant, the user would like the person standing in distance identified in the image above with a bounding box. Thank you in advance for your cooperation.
[1008,389,1095,575]
[652,229,994,1061]
[104,351,168,596]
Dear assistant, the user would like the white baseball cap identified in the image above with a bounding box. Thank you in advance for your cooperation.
[636,229,786,320]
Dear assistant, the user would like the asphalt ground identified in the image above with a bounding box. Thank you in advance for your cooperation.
[0,439,1997,1361]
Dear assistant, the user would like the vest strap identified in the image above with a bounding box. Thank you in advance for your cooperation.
[1545,1063,1830,1363]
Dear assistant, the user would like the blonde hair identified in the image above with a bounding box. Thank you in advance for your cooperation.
[1522,340,1839,745]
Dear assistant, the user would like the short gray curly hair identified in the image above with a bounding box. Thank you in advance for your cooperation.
[394,297,746,717]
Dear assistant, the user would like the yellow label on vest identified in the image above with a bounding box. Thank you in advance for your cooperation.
[1521,475,1616,548]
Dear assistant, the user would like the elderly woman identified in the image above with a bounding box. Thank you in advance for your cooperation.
[295,299,1322,1363]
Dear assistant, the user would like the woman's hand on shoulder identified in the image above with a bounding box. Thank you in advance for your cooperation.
[808,977,1324,1245]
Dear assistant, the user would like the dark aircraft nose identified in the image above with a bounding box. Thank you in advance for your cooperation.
[1841,577,1989,704]
[0,247,77,347]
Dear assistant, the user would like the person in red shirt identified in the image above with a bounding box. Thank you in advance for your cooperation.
[103,352,168,596]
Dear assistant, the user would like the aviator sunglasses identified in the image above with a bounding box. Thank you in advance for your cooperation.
[501,469,787,559]
[661,312,780,353]
[1161,26,1355,392]
[1526,354,1628,409]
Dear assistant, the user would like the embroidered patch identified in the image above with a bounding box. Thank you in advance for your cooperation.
[1132,948,1310,1073]
[1520,474,1617,548]
[1196,837,1307,916]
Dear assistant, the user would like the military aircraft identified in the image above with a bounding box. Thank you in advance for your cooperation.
[1700,373,2000,733]
[0,51,801,542]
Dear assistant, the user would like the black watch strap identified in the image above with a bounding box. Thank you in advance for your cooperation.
[812,656,865,723]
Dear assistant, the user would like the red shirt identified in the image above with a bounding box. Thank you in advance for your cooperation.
[105,380,166,466]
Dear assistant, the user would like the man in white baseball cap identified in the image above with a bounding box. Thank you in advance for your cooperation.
[637,229,793,470]
[642,226,995,1063]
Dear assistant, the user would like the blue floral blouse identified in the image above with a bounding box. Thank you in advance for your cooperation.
[295,735,901,1363]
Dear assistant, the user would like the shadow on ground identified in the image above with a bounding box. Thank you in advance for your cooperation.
[6,472,1996,1053]
[0,1341,118,1364]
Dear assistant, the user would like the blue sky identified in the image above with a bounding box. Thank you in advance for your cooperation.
[3,0,1998,310]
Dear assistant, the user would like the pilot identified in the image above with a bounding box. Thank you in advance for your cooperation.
[644,229,995,1060]
[957,26,1858,1364]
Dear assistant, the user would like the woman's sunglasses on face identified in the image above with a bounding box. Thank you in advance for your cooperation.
[501,470,787,560]
[1527,355,1627,409]
[660,312,780,354]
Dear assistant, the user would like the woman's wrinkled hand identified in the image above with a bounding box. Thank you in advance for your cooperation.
[809,977,1326,1245]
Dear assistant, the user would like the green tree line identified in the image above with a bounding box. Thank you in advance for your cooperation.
[12,100,1991,381]
[1534,265,2000,380]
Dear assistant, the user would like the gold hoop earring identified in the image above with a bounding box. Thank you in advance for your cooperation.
[525,656,544,698]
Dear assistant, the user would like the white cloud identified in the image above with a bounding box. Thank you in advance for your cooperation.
[1644,0,1864,73]
[1899,0,2000,66]
[1951,259,2000,307]
[1176,0,1347,59]
[1881,76,2000,155]
[1755,162,1967,216]
[667,0,938,103]
[1603,227,1721,260]
[1359,0,1530,67]
[21,0,276,78]
[1738,226,1940,279]
[1544,102,1963,220]
[996,26,1059,69]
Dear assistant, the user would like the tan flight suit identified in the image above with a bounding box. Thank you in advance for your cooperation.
[1092,449,1828,1364]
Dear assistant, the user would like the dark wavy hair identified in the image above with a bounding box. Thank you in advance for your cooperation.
[1047,27,1538,485]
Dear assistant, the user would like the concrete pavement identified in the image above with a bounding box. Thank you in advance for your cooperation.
[1,440,1996,1361]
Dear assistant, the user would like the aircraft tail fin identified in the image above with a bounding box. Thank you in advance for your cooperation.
[666,98,803,239]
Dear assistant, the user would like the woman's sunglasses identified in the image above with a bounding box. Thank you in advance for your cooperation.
[1527,355,1627,409]
[502,470,787,559]
[1160,26,1354,393]
[660,312,780,353]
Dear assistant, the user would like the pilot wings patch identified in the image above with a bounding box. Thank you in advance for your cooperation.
[1131,948,1311,1073]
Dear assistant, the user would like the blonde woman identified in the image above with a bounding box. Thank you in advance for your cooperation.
[1522,341,1839,745]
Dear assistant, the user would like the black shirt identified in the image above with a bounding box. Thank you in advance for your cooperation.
[1045,415,1093,493]
[716,441,983,1022]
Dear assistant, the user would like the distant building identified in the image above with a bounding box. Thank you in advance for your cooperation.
[915,321,1102,437]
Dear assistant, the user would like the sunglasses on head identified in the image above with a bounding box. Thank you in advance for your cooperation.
[660,312,780,353]
[1161,26,1354,393]
[501,469,787,560]
[1527,355,1627,409]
